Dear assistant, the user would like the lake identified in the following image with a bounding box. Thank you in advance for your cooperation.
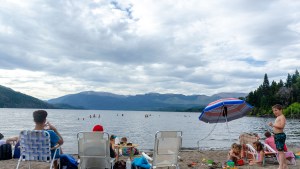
[0,108,299,154]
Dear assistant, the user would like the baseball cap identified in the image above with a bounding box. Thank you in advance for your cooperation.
[110,135,117,139]
[92,125,104,132]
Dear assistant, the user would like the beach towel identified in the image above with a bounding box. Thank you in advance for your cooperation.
[132,156,151,169]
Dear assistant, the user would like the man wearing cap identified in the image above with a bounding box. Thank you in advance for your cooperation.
[92,124,117,158]
[92,124,104,132]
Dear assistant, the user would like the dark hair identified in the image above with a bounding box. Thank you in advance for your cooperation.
[265,131,271,138]
[0,133,3,140]
[110,135,116,141]
[272,104,283,110]
[121,137,127,142]
[253,141,263,152]
[33,110,48,123]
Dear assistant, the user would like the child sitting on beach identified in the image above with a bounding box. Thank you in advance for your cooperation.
[227,143,242,165]
[120,137,139,156]
[249,141,265,166]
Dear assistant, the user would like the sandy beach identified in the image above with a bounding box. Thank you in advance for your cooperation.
[1,148,299,169]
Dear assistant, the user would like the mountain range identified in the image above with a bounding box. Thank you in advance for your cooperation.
[47,91,247,111]
[0,84,247,111]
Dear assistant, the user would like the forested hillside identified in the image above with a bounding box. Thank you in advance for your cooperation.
[0,85,54,108]
[246,70,300,118]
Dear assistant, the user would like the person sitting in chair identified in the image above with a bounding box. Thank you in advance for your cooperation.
[110,135,117,158]
[249,141,265,166]
[120,137,139,156]
[33,110,64,169]
[0,133,18,146]
[264,131,288,152]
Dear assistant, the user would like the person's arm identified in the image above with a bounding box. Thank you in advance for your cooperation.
[48,122,64,145]
[5,136,18,145]
[258,151,264,163]
[269,116,286,129]
[227,150,233,159]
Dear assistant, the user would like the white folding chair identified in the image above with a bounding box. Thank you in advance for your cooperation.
[152,131,182,169]
[245,143,265,166]
[263,143,296,165]
[245,143,258,160]
[77,132,115,169]
[16,130,60,169]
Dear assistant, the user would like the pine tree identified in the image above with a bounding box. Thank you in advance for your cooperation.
[285,73,292,88]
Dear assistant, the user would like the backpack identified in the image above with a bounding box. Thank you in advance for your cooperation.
[59,154,78,169]
[113,160,126,169]
[0,143,12,160]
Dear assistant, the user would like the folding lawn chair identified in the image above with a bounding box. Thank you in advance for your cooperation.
[245,143,265,166]
[16,130,60,169]
[239,133,259,159]
[152,131,182,169]
[77,132,115,169]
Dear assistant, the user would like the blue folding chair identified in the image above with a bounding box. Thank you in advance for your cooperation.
[16,130,60,169]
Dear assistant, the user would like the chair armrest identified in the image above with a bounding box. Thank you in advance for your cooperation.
[50,144,61,150]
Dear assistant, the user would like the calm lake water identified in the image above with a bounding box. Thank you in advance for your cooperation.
[1,108,299,154]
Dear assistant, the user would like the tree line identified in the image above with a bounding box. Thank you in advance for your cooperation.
[245,70,300,118]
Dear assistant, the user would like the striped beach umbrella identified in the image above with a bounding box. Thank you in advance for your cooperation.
[199,98,253,123]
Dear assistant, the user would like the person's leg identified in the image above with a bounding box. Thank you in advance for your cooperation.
[275,133,287,169]
[53,160,58,169]
[278,151,288,169]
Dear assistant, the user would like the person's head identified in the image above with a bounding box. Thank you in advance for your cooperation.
[121,137,127,143]
[110,135,117,142]
[264,131,272,138]
[232,143,241,154]
[272,104,283,117]
[231,143,238,149]
[0,133,3,140]
[33,110,47,124]
[92,125,104,132]
[253,141,263,152]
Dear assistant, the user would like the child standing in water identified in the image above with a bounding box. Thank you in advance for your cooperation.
[268,104,288,169]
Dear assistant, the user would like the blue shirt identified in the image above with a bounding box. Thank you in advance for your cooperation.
[45,130,60,159]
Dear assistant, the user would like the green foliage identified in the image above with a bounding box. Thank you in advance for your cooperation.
[0,85,54,108]
[246,70,300,118]
[283,102,300,118]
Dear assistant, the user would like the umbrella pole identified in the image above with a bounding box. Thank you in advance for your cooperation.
[225,116,232,143]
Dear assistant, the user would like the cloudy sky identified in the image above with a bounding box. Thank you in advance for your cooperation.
[1,0,300,100]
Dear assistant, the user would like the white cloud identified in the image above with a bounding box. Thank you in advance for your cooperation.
[0,0,300,100]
